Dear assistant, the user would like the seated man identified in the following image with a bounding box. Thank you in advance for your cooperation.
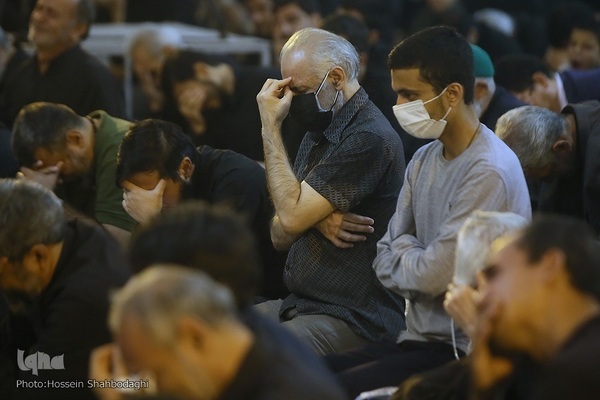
[389,211,529,400]
[12,102,135,247]
[256,27,406,355]
[0,0,124,127]
[91,201,345,399]
[473,215,600,400]
[496,103,600,235]
[160,50,304,162]
[91,265,346,400]
[0,179,130,400]
[469,44,526,131]
[326,26,531,398]
[117,119,287,299]
[128,25,183,119]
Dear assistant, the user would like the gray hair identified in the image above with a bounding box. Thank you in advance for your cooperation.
[496,106,569,170]
[109,265,237,346]
[12,102,85,167]
[453,211,528,286]
[128,25,183,56]
[280,27,360,82]
[0,179,65,262]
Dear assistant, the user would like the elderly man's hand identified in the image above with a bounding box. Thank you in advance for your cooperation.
[257,77,293,129]
[316,211,374,249]
[17,160,63,191]
[121,179,166,224]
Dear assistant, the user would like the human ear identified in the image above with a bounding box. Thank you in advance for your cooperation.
[26,244,51,277]
[532,71,550,89]
[328,66,345,89]
[445,82,464,107]
[551,139,573,155]
[177,317,208,353]
[65,130,84,148]
[178,157,195,182]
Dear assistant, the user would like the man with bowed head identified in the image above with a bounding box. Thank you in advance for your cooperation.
[255,27,406,355]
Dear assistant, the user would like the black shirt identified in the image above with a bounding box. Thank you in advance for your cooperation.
[282,88,407,343]
[530,315,600,400]
[220,308,346,400]
[184,146,287,299]
[480,86,527,132]
[0,45,125,127]
[0,218,130,400]
[0,121,17,178]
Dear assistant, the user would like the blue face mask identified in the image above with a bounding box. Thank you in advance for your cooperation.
[289,70,340,132]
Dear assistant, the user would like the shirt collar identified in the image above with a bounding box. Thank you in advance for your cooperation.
[320,87,368,144]
[554,72,568,111]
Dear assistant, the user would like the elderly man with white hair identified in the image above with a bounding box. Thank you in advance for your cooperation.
[255,27,406,355]
[496,102,600,235]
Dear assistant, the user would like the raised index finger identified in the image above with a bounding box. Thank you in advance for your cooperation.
[259,77,292,93]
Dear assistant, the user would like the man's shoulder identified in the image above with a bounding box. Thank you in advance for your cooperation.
[341,100,403,150]
[553,316,600,364]
[52,46,117,84]
[91,110,132,138]
[198,146,264,174]
[60,218,129,280]
[533,316,600,400]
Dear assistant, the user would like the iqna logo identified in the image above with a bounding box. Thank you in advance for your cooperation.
[17,349,65,376]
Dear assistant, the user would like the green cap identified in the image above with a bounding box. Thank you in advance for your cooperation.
[470,44,494,78]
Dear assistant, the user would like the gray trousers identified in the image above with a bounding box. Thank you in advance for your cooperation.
[254,299,371,356]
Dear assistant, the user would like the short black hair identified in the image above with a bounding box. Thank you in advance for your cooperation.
[115,119,197,185]
[515,214,600,300]
[494,54,553,93]
[129,201,261,309]
[388,26,474,104]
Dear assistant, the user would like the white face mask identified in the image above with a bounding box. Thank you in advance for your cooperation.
[393,87,452,139]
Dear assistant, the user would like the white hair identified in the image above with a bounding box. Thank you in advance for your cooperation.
[496,106,569,170]
[280,27,360,82]
[453,211,528,286]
